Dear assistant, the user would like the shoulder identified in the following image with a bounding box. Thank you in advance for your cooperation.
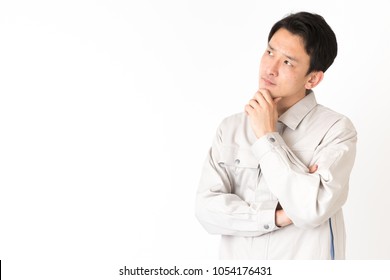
[311,105,357,144]
[218,112,247,130]
[309,104,356,132]
[214,112,255,147]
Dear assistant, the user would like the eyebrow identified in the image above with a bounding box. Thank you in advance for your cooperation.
[268,43,299,62]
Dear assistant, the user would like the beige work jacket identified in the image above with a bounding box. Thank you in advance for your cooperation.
[196,92,357,259]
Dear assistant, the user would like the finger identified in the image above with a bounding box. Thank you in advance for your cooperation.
[248,99,260,110]
[258,89,274,104]
[244,104,255,115]
[253,91,268,108]
[309,164,318,173]
[244,104,250,113]
[274,97,282,104]
[245,104,257,118]
[253,90,265,101]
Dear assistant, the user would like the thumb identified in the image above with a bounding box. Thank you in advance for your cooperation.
[274,97,282,104]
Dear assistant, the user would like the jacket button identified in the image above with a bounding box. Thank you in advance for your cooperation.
[264,224,269,230]
[234,159,240,165]
[269,137,275,143]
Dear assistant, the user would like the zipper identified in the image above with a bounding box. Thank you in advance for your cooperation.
[329,218,335,260]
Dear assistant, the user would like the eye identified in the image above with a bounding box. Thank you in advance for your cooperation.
[284,60,293,66]
[267,50,273,56]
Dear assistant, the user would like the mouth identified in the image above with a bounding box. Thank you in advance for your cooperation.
[261,77,276,87]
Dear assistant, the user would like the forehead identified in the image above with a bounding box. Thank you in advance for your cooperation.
[269,28,309,62]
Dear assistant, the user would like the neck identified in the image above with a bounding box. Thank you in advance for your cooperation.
[277,104,289,117]
[276,92,307,116]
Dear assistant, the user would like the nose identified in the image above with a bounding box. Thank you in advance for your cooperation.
[266,60,279,77]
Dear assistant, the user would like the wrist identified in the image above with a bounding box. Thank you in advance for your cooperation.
[255,130,275,139]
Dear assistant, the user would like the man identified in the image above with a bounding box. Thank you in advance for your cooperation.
[195,12,357,259]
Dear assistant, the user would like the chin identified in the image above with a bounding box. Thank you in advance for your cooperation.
[259,86,275,98]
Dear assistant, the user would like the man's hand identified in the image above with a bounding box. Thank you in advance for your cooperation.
[245,89,282,139]
[308,164,318,173]
[275,164,318,227]
[275,209,292,227]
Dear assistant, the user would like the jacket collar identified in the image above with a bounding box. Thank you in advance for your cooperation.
[278,91,318,130]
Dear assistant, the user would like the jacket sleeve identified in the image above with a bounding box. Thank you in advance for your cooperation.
[251,117,357,229]
[195,123,281,237]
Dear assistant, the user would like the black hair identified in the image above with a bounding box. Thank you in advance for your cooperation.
[268,12,337,74]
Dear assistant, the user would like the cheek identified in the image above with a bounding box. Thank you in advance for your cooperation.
[259,55,269,73]
[281,69,300,83]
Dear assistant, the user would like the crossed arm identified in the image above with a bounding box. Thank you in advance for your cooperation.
[247,89,322,228]
[196,89,357,236]
[275,164,318,227]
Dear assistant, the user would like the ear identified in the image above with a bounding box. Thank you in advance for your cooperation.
[305,71,324,90]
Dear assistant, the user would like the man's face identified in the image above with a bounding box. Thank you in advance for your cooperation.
[259,28,312,104]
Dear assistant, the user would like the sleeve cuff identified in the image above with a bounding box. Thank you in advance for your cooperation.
[252,200,279,232]
[251,132,284,160]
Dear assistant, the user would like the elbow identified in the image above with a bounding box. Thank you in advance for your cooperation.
[195,197,217,235]
[195,207,223,235]
[292,214,326,229]
[194,203,206,229]
[288,187,349,229]
[287,204,333,229]
[289,203,343,229]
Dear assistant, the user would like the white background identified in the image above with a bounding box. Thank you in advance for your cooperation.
[1,0,389,278]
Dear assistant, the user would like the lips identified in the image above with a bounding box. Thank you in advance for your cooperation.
[261,77,276,86]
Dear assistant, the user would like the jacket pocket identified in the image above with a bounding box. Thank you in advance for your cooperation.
[218,146,259,200]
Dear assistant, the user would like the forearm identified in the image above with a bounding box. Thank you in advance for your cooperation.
[195,194,280,237]
[251,129,357,228]
[196,146,281,237]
